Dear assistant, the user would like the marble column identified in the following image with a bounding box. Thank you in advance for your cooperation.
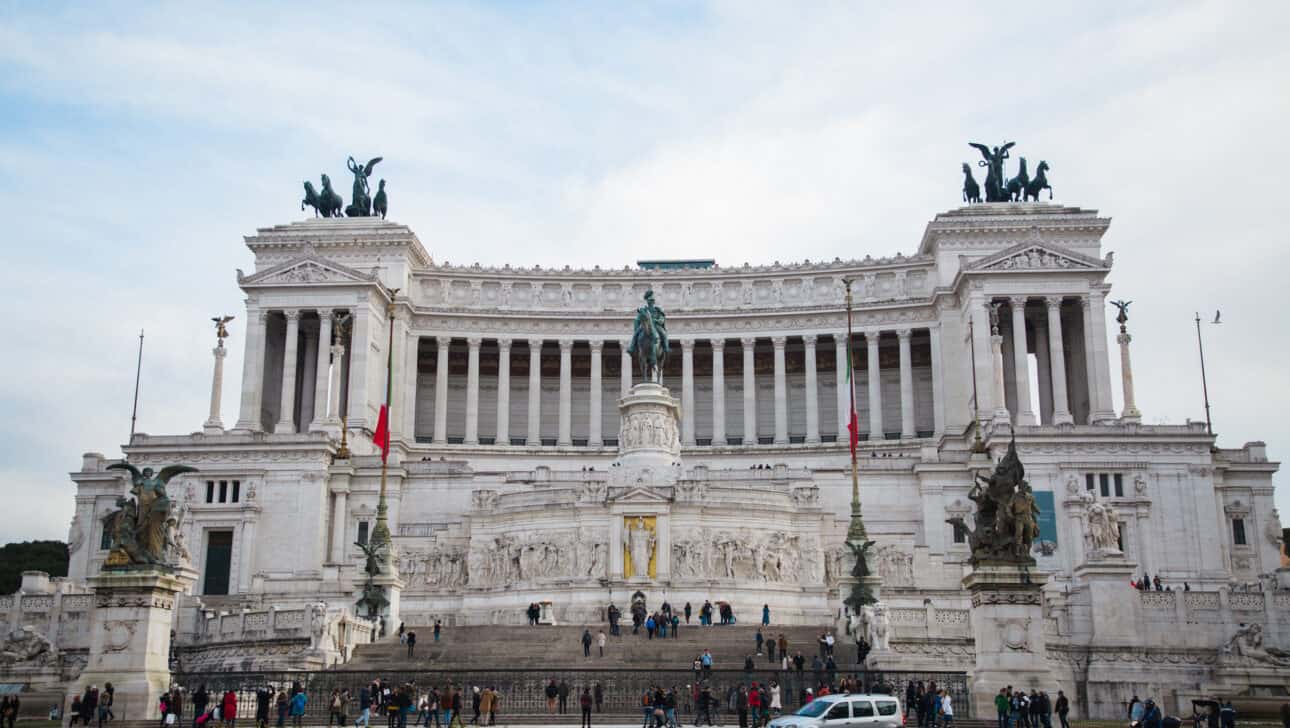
[835,333,851,435]
[527,339,542,446]
[1045,297,1074,424]
[234,307,267,432]
[970,294,994,420]
[327,339,345,424]
[929,324,945,435]
[620,340,632,396]
[897,328,915,439]
[742,337,757,445]
[681,339,696,446]
[803,334,820,444]
[299,325,319,427]
[275,309,301,434]
[203,343,227,434]
[589,340,604,447]
[1034,315,1053,424]
[989,305,1010,422]
[1088,290,1118,422]
[496,338,512,445]
[310,312,333,431]
[711,339,727,446]
[433,336,450,444]
[557,338,573,446]
[772,336,788,444]
[1118,327,1142,423]
[346,305,371,432]
[328,487,348,564]
[867,331,884,439]
[1009,297,1036,425]
[464,337,482,445]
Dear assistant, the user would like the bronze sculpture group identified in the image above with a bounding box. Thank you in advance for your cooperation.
[947,436,1041,564]
[101,462,198,567]
[302,156,389,219]
[963,141,1053,203]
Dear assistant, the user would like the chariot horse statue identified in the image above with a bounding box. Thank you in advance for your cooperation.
[627,289,670,382]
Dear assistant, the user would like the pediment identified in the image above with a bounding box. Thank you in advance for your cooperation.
[238,248,379,287]
[968,242,1107,273]
[610,486,673,504]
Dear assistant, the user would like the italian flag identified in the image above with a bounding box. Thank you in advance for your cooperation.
[372,404,391,462]
[845,334,859,458]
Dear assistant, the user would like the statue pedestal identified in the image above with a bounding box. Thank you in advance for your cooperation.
[79,567,195,720]
[612,383,681,487]
[1071,555,1139,645]
[963,563,1052,718]
[354,572,405,638]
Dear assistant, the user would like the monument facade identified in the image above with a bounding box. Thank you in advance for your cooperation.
[2,195,1285,717]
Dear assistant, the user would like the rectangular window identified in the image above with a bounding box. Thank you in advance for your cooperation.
[231,480,241,503]
[1085,474,1095,491]
[1099,473,1110,498]
[1232,518,1247,546]
[952,522,967,544]
[357,521,370,546]
[100,524,113,550]
[218,480,228,503]
[1113,474,1124,497]
[1117,522,1126,551]
[852,701,875,717]
[206,481,215,503]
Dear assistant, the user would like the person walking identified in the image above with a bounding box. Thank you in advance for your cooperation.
[222,690,238,728]
[593,683,604,714]
[762,604,770,627]
[672,613,680,638]
[1054,691,1069,728]
[597,630,607,657]
[582,629,594,658]
[941,691,954,728]
[288,691,306,728]
[274,691,287,728]
[448,690,464,728]
[355,687,371,728]
[1219,700,1236,728]
[996,689,1010,728]
[558,681,570,715]
[1143,700,1163,728]
[579,688,592,728]
[545,682,558,715]
[433,620,442,642]
[684,603,692,624]
[767,636,777,664]
[255,687,272,728]
[755,629,764,656]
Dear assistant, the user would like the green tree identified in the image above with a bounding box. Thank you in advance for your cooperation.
[0,541,69,593]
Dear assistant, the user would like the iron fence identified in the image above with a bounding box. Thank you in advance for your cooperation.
[172,667,969,720]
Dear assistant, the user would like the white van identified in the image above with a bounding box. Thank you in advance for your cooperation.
[769,693,904,728]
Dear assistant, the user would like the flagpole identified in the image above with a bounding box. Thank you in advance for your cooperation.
[370,289,400,571]
[126,329,144,458]
[842,280,866,542]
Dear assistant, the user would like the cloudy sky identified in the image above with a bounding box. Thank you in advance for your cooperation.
[1,1,1287,543]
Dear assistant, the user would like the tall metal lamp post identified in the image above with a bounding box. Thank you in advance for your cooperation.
[1194,311,1220,436]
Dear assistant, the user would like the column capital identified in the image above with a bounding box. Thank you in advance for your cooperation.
[589,339,605,353]
[257,310,269,324]
[497,337,513,350]
[801,333,818,346]
[710,337,725,352]
[1045,295,1065,309]
[866,331,882,346]
[212,346,227,359]
[436,335,452,347]
[896,328,912,341]
[466,336,483,348]
[1078,296,1091,310]
[1008,295,1029,307]
[558,338,574,351]
[680,338,695,352]
[330,343,346,356]
[528,337,544,349]
[283,309,301,322]
[740,336,757,348]
[770,336,787,349]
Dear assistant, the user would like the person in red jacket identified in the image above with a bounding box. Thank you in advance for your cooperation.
[222,691,238,728]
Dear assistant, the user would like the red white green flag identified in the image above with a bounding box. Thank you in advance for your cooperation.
[845,335,859,458]
[372,404,390,462]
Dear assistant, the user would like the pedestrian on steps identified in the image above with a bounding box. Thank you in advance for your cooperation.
[684,602,692,624]
[755,628,764,655]
[593,683,604,714]
[671,613,680,638]
[406,630,416,658]
[544,682,558,715]
[597,629,607,657]
[582,629,593,657]
[558,681,570,715]
[579,688,592,728]
[470,687,480,726]
[433,620,442,643]
[762,604,771,626]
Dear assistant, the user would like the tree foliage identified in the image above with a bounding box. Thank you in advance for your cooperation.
[0,541,69,593]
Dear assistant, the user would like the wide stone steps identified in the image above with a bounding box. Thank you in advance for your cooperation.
[347,624,838,670]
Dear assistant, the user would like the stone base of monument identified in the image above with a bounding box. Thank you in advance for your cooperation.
[354,572,405,637]
[1070,554,1140,644]
[612,382,682,486]
[963,562,1052,718]
[78,567,195,721]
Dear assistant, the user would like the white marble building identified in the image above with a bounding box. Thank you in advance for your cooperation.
[43,202,1289,706]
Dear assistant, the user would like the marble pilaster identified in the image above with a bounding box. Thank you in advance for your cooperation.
[866,331,883,439]
[772,336,788,445]
[803,334,820,444]
[527,339,542,446]
[1009,297,1036,425]
[433,336,450,444]
[897,328,915,438]
[589,339,604,447]
[711,339,727,446]
[233,308,266,432]
[309,311,333,431]
[496,338,512,444]
[464,337,482,445]
[1046,297,1074,425]
[681,339,696,446]
[274,309,301,434]
[742,337,757,444]
[557,338,573,446]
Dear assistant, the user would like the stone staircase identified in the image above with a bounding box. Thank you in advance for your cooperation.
[346,623,837,670]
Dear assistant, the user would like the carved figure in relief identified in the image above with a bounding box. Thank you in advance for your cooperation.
[1265,508,1284,549]
[103,462,198,567]
[67,513,85,555]
[0,627,57,665]
[1220,623,1290,667]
